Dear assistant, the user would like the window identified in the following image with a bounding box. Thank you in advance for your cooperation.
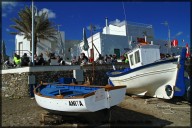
[114,49,120,58]
[129,54,134,66]
[135,50,140,64]
[19,42,23,56]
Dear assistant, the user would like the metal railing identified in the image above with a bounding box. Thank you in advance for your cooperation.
[13,50,32,57]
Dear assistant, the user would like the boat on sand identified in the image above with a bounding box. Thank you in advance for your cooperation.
[34,78,126,113]
[107,44,187,99]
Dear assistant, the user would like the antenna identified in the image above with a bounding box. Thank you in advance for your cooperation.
[122,1,127,21]
[161,21,171,53]
[122,2,130,49]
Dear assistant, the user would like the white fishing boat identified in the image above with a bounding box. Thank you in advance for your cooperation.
[34,78,126,113]
[107,44,186,99]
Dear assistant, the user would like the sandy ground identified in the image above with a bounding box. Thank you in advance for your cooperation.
[2,95,191,127]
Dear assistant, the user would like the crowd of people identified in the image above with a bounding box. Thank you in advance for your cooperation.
[71,53,129,66]
[4,53,30,68]
[4,52,44,68]
[3,52,67,69]
[3,52,129,69]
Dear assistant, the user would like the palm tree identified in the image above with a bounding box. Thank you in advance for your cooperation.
[10,6,57,54]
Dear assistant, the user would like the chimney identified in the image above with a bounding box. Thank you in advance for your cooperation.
[105,17,108,27]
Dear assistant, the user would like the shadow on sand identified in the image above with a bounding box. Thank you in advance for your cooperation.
[162,96,191,105]
[42,106,172,127]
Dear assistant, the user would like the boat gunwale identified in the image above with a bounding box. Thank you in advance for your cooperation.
[34,84,126,99]
[107,58,178,77]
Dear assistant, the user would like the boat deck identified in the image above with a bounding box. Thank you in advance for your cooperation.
[38,84,100,97]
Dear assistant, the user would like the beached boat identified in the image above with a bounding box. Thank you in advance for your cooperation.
[34,78,126,113]
[107,44,187,99]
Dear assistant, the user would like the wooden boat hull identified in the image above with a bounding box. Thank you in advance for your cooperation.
[108,59,179,99]
[34,85,126,112]
[107,47,187,100]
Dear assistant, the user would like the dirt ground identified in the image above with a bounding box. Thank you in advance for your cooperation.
[2,95,191,127]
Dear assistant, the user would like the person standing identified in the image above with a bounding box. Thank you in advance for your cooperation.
[21,53,30,66]
[124,54,129,64]
[38,53,45,65]
[15,55,21,67]
[80,53,88,65]
[13,53,18,67]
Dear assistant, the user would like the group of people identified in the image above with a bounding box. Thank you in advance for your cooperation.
[34,53,45,66]
[95,53,129,64]
[71,53,88,66]
[48,53,65,65]
[4,52,46,68]
[3,52,129,69]
[4,53,30,68]
[70,52,129,66]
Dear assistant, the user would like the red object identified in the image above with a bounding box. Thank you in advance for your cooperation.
[89,58,94,63]
[137,38,145,43]
[186,43,190,57]
[171,39,178,47]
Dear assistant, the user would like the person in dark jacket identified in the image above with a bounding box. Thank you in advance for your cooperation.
[21,53,30,66]
[37,53,45,65]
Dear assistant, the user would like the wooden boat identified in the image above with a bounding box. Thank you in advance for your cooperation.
[107,44,187,99]
[34,78,126,113]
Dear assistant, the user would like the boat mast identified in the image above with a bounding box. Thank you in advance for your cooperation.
[91,24,95,84]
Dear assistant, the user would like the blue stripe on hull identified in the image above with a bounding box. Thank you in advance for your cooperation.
[107,58,178,77]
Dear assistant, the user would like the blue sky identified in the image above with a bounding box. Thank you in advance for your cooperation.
[2,1,190,56]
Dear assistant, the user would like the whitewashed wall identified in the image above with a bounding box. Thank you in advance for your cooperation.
[15,35,31,57]
[15,31,65,60]
[101,34,128,56]
[79,32,129,60]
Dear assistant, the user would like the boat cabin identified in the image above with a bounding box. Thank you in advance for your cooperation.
[126,44,160,69]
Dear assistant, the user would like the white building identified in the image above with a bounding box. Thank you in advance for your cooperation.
[15,31,65,61]
[78,18,154,61]
[15,18,183,63]
[77,18,183,60]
